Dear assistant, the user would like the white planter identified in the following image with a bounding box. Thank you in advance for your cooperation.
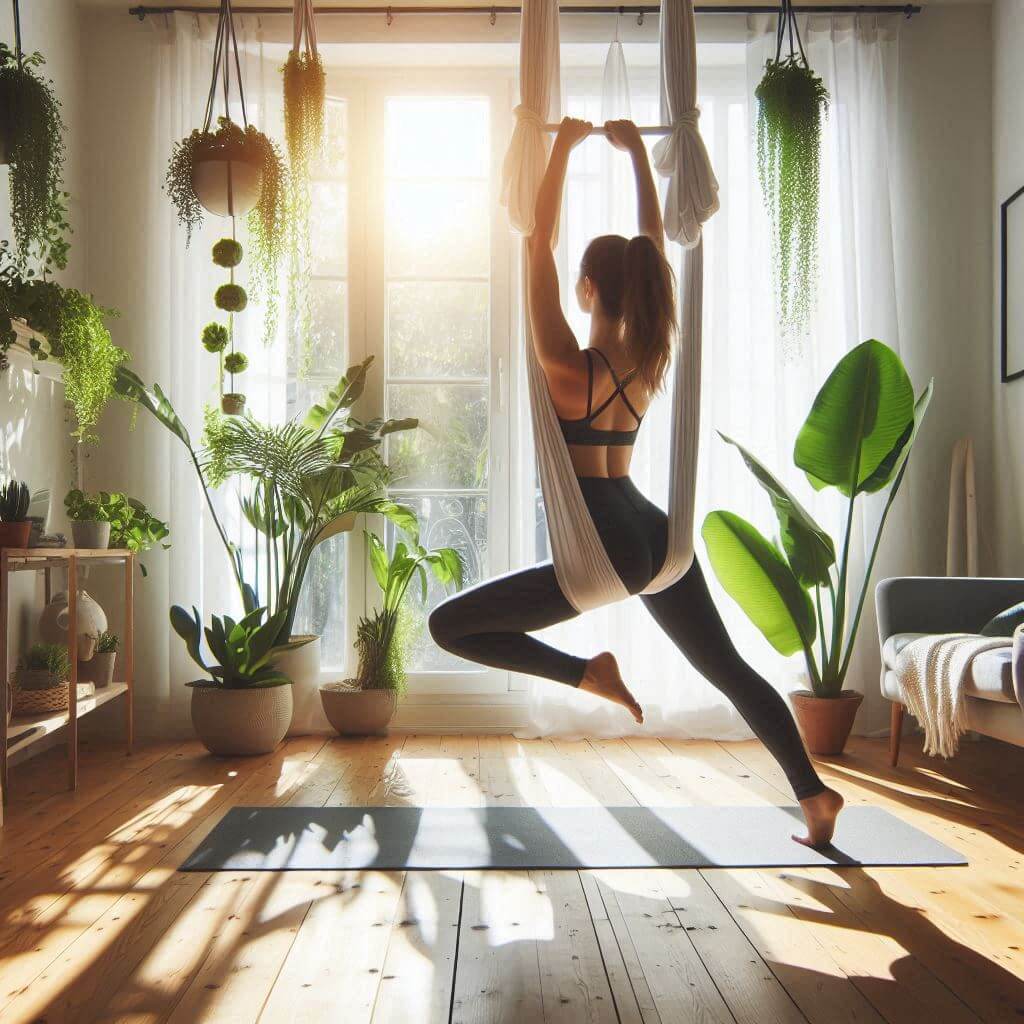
[190,684,292,756]
[192,157,262,218]
[71,520,110,550]
[39,590,107,662]
[276,635,326,736]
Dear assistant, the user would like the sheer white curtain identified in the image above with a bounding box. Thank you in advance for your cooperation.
[519,14,904,738]
[124,14,286,729]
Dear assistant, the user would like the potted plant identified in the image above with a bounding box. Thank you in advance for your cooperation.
[83,630,117,688]
[64,489,170,564]
[171,604,295,756]
[320,529,464,736]
[0,41,66,265]
[755,0,829,341]
[0,477,30,548]
[64,488,112,549]
[12,642,71,716]
[701,340,932,754]
[116,357,419,734]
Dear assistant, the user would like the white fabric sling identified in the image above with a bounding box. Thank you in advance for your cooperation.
[501,0,719,612]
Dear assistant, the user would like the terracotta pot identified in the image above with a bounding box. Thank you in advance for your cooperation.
[192,155,263,218]
[71,520,111,550]
[319,681,397,736]
[0,521,31,549]
[221,393,246,416]
[81,651,116,688]
[190,684,293,756]
[790,689,863,755]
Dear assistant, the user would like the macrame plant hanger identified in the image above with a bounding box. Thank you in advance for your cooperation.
[202,0,250,219]
[774,0,809,69]
[292,0,319,60]
[502,0,718,613]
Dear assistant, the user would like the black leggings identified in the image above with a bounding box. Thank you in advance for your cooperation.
[429,476,825,801]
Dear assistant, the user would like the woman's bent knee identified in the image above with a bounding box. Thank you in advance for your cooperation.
[428,597,462,652]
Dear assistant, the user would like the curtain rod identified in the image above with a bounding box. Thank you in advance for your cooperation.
[128,4,922,21]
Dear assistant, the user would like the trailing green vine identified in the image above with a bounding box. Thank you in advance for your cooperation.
[755,3,828,340]
[0,43,67,268]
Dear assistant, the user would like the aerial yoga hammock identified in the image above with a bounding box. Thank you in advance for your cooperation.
[429,0,843,847]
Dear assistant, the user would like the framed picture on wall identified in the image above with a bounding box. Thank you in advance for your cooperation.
[1001,184,1024,382]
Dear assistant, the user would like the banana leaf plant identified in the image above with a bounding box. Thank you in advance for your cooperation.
[701,339,933,697]
[115,355,418,647]
[355,529,464,693]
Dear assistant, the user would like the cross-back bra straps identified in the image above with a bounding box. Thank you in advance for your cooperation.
[558,347,644,447]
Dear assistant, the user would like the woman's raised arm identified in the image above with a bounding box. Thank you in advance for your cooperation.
[526,117,591,374]
[605,119,665,253]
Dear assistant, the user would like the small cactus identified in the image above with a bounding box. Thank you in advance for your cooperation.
[0,479,30,523]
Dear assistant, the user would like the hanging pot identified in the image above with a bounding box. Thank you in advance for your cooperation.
[39,590,107,662]
[192,146,263,218]
[221,393,246,416]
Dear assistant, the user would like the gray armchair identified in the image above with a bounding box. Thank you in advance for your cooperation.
[875,577,1024,766]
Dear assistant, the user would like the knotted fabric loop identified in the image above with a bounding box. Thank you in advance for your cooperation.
[512,103,547,129]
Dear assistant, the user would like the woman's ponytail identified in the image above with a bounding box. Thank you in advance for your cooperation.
[622,235,676,394]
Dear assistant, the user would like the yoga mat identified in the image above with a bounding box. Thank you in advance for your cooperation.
[180,805,966,872]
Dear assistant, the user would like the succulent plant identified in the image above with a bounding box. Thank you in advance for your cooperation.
[212,237,243,268]
[215,283,247,313]
[202,322,229,353]
[224,351,248,375]
[94,630,119,654]
[0,478,30,522]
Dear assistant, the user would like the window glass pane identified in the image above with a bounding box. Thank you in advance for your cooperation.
[291,534,347,667]
[386,181,489,278]
[386,97,489,178]
[386,383,489,490]
[388,282,489,378]
[385,492,489,672]
[301,279,348,379]
[310,181,348,277]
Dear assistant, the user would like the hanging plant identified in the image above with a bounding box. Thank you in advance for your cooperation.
[282,0,324,377]
[0,24,67,269]
[755,0,828,340]
[163,0,288,344]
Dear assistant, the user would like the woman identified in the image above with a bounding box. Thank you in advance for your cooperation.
[430,117,843,847]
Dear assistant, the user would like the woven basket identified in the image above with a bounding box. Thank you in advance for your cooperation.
[12,684,69,716]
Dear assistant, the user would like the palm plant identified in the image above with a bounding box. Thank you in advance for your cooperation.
[356,530,464,692]
[701,340,932,697]
[115,356,418,647]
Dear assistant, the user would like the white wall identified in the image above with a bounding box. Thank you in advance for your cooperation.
[992,0,1024,573]
[1,1,86,670]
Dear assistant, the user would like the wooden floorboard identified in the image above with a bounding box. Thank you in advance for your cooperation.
[1,732,1022,1023]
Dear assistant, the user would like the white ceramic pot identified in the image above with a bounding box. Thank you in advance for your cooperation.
[71,520,110,550]
[276,635,325,736]
[39,590,106,662]
[192,157,263,218]
[190,684,293,756]
[319,681,397,737]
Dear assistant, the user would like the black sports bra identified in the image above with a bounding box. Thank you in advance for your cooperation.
[558,347,644,447]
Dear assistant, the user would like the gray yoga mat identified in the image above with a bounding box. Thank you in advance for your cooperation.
[179,805,966,871]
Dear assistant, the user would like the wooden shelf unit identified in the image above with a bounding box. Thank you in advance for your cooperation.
[1,548,135,804]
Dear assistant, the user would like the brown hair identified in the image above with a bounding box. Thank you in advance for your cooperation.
[580,233,677,393]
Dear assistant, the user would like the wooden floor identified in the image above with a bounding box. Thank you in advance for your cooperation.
[0,732,1022,1023]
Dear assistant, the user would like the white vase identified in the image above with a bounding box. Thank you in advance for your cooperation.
[39,590,107,662]
[276,635,326,735]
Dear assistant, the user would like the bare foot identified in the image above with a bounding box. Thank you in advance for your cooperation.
[793,787,844,849]
[578,652,643,724]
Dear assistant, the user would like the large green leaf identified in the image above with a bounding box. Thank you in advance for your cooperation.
[794,340,914,497]
[701,511,815,656]
[858,380,934,494]
[115,367,191,448]
[719,433,835,588]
